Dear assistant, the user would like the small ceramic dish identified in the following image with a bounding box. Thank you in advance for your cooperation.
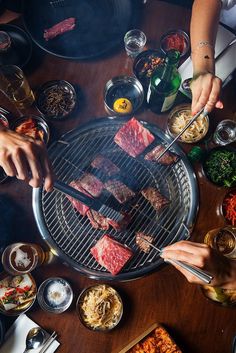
[76,284,123,331]
[167,103,209,143]
[133,49,164,90]
[160,29,190,57]
[37,277,73,314]
[36,80,77,120]
[104,75,144,116]
[0,272,37,316]
[12,115,50,145]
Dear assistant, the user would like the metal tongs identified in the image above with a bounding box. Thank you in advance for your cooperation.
[138,235,213,284]
[157,107,207,162]
[54,180,124,223]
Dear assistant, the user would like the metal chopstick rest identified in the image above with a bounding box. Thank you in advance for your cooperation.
[138,235,213,284]
[39,331,57,353]
[157,107,207,163]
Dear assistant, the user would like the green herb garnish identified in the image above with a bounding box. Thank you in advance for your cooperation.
[205,150,236,187]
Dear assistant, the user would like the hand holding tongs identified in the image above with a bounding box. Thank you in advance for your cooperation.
[156,107,207,163]
[139,235,213,284]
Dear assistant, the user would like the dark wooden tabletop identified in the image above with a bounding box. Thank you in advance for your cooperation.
[0,1,236,353]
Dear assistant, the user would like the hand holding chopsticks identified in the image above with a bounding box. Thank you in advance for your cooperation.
[138,236,213,284]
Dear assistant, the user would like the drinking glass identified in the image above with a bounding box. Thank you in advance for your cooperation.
[124,29,146,58]
[2,242,47,275]
[204,226,236,259]
[213,119,236,146]
[0,65,35,109]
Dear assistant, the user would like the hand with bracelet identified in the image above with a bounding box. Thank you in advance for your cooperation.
[190,0,226,114]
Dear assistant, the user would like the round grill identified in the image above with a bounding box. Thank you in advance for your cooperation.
[33,117,198,280]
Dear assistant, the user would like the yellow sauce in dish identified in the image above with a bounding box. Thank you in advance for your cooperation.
[113,98,132,114]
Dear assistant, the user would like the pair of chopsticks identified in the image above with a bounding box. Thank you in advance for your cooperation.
[138,235,213,284]
[39,331,57,353]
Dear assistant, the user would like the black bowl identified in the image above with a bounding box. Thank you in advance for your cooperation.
[133,49,164,90]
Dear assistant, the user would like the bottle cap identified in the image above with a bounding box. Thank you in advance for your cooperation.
[187,146,204,162]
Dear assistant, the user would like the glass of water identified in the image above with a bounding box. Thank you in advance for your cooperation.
[124,29,146,58]
[213,119,236,146]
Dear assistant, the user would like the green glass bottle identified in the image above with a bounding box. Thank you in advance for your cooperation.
[147,50,181,114]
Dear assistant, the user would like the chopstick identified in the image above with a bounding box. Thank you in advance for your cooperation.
[137,235,213,284]
[156,107,207,163]
[38,331,57,353]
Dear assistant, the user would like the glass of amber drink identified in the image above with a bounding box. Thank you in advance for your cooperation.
[1,242,46,275]
[0,65,35,109]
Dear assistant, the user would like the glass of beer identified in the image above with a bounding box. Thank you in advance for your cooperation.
[0,65,35,109]
[204,226,236,259]
[1,242,46,275]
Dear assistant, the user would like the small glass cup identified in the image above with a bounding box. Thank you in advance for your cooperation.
[124,29,146,58]
[213,119,236,146]
[0,65,35,109]
[2,242,48,275]
[0,31,11,52]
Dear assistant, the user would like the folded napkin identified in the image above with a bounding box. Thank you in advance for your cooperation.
[179,24,236,98]
[0,314,60,353]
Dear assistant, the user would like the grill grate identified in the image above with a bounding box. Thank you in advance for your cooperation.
[33,117,198,280]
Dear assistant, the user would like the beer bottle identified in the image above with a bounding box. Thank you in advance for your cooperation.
[147,49,181,113]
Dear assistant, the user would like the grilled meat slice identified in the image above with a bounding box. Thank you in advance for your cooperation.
[145,145,178,165]
[114,117,155,157]
[141,187,169,211]
[79,173,103,197]
[91,155,120,176]
[68,180,91,216]
[135,232,154,253]
[90,234,133,275]
[44,17,76,41]
[105,179,135,204]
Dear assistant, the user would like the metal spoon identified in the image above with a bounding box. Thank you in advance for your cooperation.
[23,327,46,353]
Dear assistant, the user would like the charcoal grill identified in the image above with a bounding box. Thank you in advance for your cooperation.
[33,117,199,281]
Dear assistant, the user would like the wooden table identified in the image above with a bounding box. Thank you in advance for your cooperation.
[0,2,236,353]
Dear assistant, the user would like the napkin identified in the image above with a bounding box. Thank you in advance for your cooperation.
[0,314,60,353]
[179,24,236,98]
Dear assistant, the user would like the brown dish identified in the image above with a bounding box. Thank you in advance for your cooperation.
[0,272,37,316]
[76,284,123,331]
[36,80,77,119]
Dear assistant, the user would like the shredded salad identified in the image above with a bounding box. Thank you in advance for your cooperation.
[79,285,122,330]
[223,191,236,226]
[169,109,208,142]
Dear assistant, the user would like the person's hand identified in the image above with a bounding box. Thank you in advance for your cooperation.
[191,72,223,114]
[160,240,236,289]
[0,128,54,191]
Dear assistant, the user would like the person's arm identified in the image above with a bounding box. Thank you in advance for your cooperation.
[160,240,236,289]
[0,127,54,191]
[190,0,223,114]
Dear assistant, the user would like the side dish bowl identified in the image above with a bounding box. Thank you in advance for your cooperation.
[167,103,209,143]
[160,29,190,57]
[36,80,77,120]
[76,284,123,331]
[133,49,164,90]
[202,147,236,187]
[104,76,144,116]
[11,115,50,145]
